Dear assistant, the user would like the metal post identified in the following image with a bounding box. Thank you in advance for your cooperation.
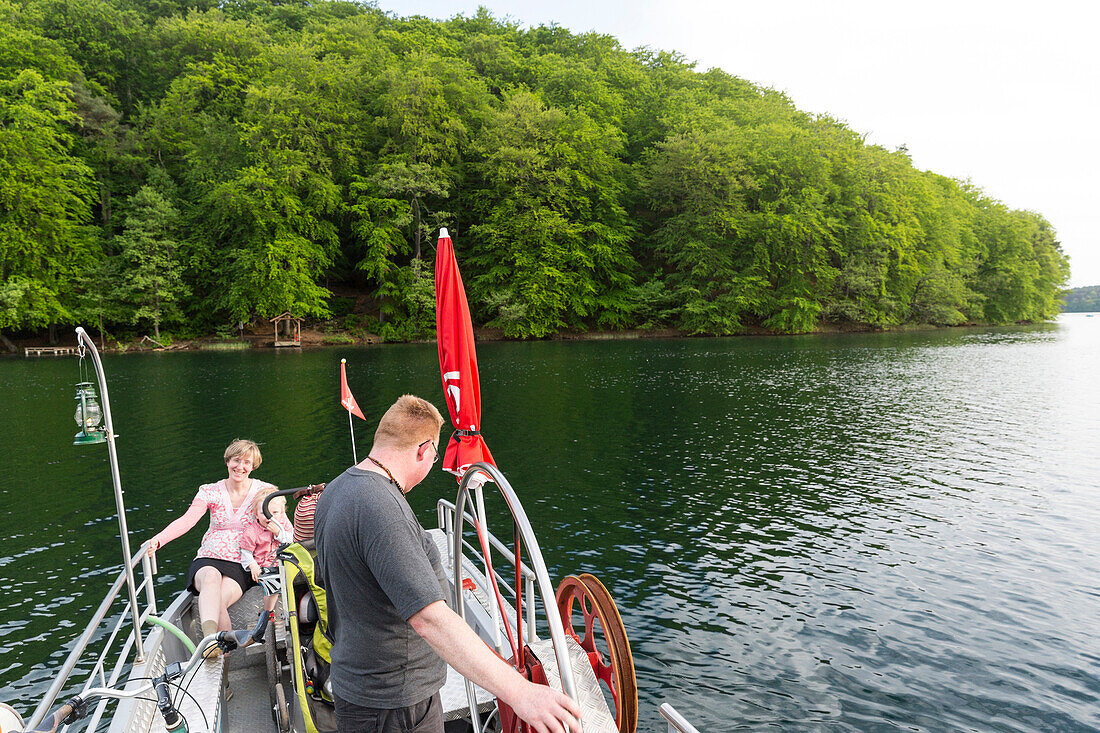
[142,553,158,617]
[658,703,701,733]
[76,327,145,662]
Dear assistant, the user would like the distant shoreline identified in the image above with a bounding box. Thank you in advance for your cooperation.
[4,317,1075,357]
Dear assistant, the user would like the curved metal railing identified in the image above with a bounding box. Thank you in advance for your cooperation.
[450,462,578,730]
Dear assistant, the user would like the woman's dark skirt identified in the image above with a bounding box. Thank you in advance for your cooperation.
[185,557,256,595]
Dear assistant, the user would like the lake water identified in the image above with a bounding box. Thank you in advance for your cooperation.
[1,315,1098,731]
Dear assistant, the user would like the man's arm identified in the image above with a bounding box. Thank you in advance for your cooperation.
[409,600,582,733]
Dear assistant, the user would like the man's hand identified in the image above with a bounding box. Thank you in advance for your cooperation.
[509,681,583,733]
[409,601,583,733]
[249,562,261,581]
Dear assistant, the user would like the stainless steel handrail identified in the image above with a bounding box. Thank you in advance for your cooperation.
[76,327,145,663]
[437,499,537,586]
[437,498,538,649]
[451,462,578,731]
[25,546,154,729]
[659,702,701,733]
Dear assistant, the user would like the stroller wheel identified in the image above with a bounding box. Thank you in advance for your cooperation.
[266,612,281,719]
[274,682,290,733]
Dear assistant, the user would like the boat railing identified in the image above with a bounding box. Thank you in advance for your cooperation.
[25,547,159,731]
[436,497,539,646]
[659,702,702,733]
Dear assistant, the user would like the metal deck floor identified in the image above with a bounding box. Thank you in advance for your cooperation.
[226,662,275,733]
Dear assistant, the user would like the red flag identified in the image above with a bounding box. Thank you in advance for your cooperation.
[340,359,366,420]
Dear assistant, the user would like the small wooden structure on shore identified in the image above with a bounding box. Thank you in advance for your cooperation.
[271,313,302,348]
[24,346,77,357]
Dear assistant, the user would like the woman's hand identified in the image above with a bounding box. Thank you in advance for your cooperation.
[146,539,160,557]
[249,562,261,582]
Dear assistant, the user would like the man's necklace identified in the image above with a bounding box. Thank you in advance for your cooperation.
[367,456,404,493]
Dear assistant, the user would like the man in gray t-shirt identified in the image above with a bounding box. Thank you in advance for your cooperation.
[314,395,582,733]
[315,468,448,708]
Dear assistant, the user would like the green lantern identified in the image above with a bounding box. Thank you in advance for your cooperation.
[73,382,107,445]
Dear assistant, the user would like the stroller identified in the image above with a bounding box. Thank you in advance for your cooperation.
[275,538,337,733]
[260,485,337,733]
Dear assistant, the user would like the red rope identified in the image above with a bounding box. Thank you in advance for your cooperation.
[472,518,520,664]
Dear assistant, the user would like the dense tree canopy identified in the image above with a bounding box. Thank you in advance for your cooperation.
[0,0,1070,344]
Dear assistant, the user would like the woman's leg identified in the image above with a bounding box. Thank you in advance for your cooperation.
[218,576,244,631]
[193,566,223,625]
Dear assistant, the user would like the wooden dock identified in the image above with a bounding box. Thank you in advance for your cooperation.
[24,346,77,356]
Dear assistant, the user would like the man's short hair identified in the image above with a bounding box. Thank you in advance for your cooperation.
[374,395,444,450]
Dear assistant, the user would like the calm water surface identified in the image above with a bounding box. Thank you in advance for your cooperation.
[1,316,1098,731]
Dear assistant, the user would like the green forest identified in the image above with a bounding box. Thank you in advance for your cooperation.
[0,0,1071,347]
[1061,286,1100,313]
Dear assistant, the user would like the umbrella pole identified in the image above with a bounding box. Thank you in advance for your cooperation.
[348,410,357,464]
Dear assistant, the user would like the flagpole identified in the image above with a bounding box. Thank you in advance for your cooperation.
[342,358,358,464]
[348,408,357,464]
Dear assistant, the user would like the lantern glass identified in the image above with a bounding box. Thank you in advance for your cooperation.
[73,382,107,445]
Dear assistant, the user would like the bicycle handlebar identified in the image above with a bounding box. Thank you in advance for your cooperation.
[24,612,267,733]
[23,699,80,733]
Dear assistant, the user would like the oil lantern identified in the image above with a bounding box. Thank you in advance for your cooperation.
[73,381,107,445]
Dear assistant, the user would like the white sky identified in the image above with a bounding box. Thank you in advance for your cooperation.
[380,0,1100,287]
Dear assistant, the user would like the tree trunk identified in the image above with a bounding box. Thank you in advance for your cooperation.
[48,323,57,345]
[0,331,16,353]
[413,197,421,260]
[100,182,112,228]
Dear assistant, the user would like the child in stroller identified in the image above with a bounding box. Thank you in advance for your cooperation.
[240,487,293,623]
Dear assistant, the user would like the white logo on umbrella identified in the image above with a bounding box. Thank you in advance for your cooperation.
[443,370,461,412]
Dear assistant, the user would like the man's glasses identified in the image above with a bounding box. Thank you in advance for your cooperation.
[419,439,439,464]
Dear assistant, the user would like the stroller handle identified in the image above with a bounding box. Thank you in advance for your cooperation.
[262,484,325,519]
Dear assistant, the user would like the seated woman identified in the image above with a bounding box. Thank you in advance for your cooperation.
[147,439,276,643]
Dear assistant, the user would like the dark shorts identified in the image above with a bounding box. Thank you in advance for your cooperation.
[185,557,256,595]
[333,692,442,733]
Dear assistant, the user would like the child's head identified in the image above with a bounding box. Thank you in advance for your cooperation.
[253,488,286,521]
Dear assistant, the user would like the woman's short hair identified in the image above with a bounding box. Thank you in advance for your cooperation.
[374,395,444,450]
[224,439,263,468]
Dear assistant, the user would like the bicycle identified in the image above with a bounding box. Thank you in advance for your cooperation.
[25,613,267,733]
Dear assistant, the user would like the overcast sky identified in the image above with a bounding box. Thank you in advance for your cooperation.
[379,0,1099,287]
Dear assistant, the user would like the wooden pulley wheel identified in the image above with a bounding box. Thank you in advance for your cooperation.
[555,573,638,733]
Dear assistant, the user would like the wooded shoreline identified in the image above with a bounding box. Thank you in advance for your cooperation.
[2,0,1070,347]
[6,318,1051,357]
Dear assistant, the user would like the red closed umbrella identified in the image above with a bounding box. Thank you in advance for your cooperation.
[435,228,495,478]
